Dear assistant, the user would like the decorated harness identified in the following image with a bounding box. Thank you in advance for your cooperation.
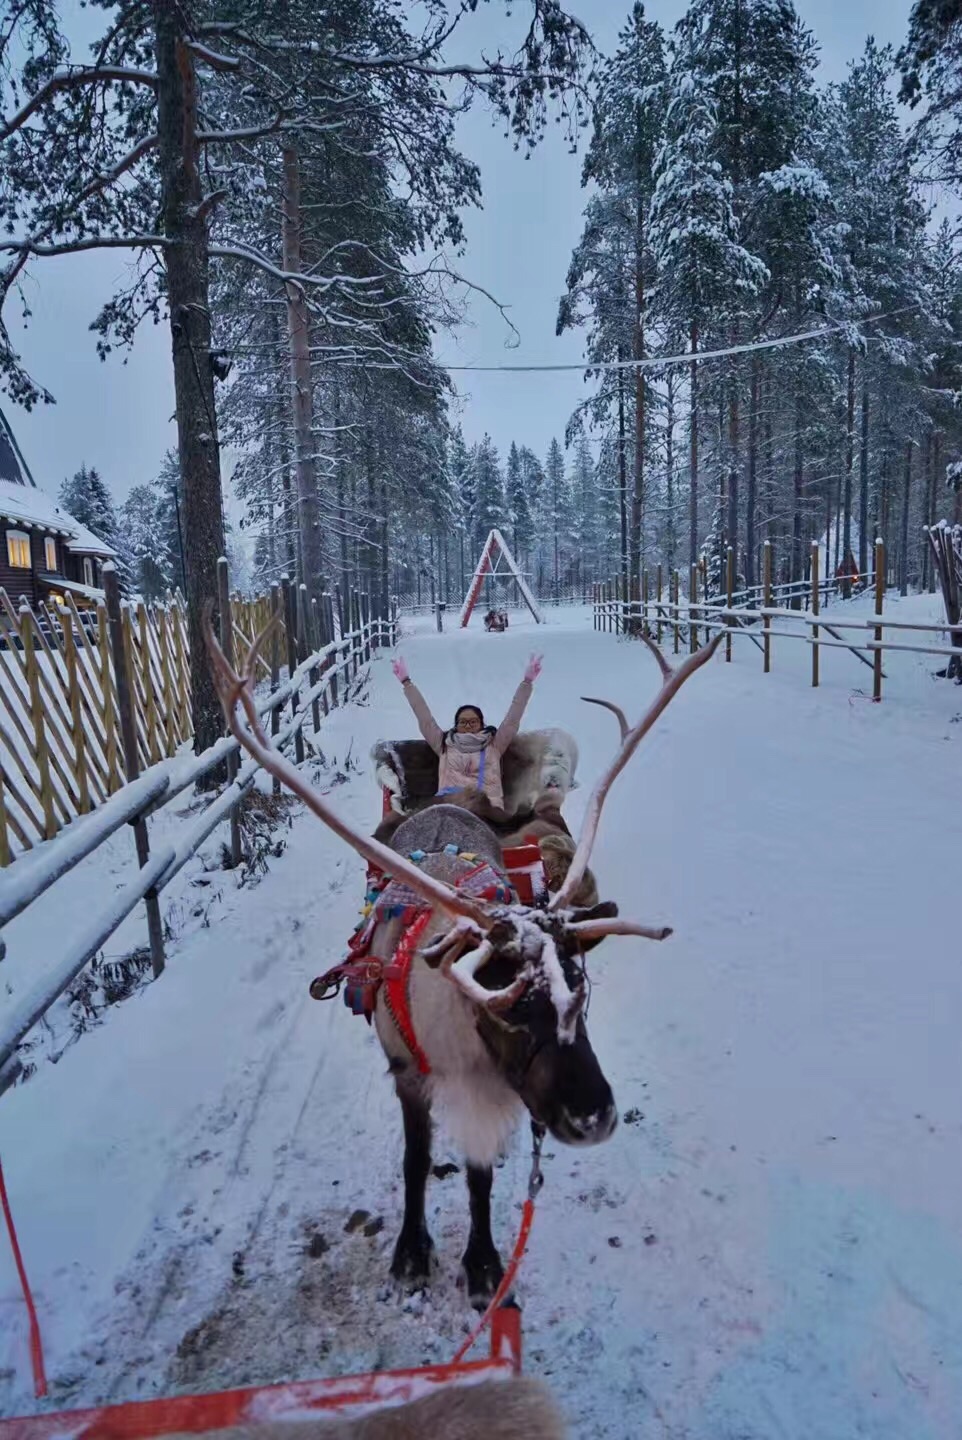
[309,844,534,1075]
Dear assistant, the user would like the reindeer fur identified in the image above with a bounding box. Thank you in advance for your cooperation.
[372,838,523,1169]
[158,1377,565,1440]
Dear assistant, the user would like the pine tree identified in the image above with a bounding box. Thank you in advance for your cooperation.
[559,4,667,585]
[59,466,117,544]
[649,70,767,566]
[539,439,571,595]
[900,0,962,195]
[505,442,535,567]
[118,485,170,603]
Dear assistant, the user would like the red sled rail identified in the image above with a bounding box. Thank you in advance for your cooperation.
[0,1309,521,1440]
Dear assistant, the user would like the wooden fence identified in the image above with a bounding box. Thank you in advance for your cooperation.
[0,590,192,864]
[0,602,396,1093]
[592,539,962,701]
[0,568,389,866]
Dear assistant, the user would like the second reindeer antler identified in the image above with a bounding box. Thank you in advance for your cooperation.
[203,611,493,931]
[550,629,725,913]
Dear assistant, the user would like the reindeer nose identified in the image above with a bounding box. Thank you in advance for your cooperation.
[558,1101,618,1146]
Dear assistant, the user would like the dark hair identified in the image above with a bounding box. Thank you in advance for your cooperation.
[442,704,495,750]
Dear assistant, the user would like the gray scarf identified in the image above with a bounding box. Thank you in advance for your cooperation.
[445,730,492,755]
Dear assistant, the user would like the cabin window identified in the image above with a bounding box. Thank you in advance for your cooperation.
[44,536,57,571]
[6,531,31,569]
[83,556,94,588]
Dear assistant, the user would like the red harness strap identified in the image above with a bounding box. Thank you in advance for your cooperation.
[381,909,435,1075]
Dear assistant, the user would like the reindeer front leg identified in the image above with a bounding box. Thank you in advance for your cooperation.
[391,1081,435,1287]
[462,1164,504,1308]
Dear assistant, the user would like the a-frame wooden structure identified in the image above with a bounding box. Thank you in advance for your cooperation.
[459,528,543,627]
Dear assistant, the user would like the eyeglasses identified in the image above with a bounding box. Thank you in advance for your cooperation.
[456,715,482,730]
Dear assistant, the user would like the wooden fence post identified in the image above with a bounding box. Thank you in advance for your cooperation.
[312,596,327,721]
[874,538,885,702]
[325,593,339,709]
[19,611,56,840]
[726,545,734,662]
[97,600,122,792]
[763,541,772,674]
[641,569,649,639]
[656,564,663,645]
[672,569,680,654]
[104,566,165,978]
[689,563,699,654]
[281,576,304,765]
[0,771,10,868]
[217,558,243,870]
[269,582,281,795]
[63,608,91,815]
[811,541,820,688]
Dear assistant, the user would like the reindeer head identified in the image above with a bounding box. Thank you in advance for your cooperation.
[204,614,723,1149]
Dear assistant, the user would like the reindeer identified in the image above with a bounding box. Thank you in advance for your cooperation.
[159,1376,565,1440]
[205,620,723,1304]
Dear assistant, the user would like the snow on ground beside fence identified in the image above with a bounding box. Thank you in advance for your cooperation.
[1,604,961,1437]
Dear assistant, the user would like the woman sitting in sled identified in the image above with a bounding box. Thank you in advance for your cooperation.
[381,652,542,836]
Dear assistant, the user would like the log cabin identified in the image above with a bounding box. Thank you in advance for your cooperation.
[0,407,115,610]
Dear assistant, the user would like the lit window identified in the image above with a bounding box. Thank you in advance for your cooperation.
[44,536,57,571]
[6,531,31,569]
[83,557,94,588]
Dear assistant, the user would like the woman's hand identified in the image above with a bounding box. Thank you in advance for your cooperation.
[525,653,543,683]
[392,656,410,684]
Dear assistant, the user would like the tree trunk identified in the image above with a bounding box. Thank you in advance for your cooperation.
[689,323,699,569]
[152,3,227,761]
[665,369,676,574]
[792,393,804,605]
[745,355,759,589]
[618,352,629,587]
[281,144,325,601]
[842,348,855,597]
[859,377,870,580]
[629,104,646,589]
[727,348,740,577]
[900,440,912,597]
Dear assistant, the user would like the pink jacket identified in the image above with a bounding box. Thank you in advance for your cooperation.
[402,679,533,809]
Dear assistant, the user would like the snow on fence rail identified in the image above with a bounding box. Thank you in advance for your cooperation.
[592,539,962,700]
[0,603,396,1095]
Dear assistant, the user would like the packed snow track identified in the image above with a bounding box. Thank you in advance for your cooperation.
[2,604,961,1439]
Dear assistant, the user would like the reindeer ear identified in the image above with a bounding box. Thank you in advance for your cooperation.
[568,900,618,925]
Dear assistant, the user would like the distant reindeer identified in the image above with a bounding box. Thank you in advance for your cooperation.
[206,620,722,1302]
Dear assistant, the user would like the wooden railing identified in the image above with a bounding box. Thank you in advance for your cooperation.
[0,604,396,1096]
[592,540,962,701]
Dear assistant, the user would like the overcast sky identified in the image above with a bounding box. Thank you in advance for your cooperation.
[7,0,916,513]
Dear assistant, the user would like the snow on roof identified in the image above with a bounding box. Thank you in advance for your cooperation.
[38,573,106,601]
[65,520,116,558]
[0,479,116,555]
[0,407,37,488]
[0,478,74,534]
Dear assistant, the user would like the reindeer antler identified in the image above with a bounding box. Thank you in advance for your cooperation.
[202,612,492,931]
[549,629,725,919]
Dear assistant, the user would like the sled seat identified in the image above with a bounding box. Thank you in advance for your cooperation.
[371,727,579,820]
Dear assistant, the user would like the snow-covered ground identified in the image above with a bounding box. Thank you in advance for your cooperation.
[2,599,961,1438]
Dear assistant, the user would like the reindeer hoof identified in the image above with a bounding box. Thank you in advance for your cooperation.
[390,1224,435,1288]
[460,1243,505,1309]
